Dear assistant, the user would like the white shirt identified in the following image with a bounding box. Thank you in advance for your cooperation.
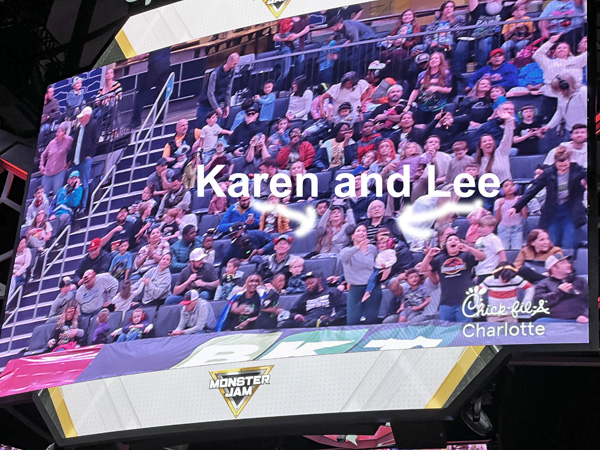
[475,233,505,276]
[326,79,369,121]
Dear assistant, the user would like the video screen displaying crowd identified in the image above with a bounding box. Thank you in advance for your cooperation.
[17,0,589,352]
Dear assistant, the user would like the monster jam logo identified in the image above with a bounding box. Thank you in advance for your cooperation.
[262,0,291,18]
[209,366,273,417]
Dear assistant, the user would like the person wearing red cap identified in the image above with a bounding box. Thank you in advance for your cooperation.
[468,48,518,91]
[74,237,112,283]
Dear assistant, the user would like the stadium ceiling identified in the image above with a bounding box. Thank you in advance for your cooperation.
[0,0,183,139]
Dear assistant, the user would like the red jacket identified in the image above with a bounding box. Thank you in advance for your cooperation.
[276,141,315,170]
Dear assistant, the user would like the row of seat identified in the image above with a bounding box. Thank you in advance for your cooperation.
[26,287,398,354]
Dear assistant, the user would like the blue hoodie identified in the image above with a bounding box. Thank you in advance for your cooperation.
[469,62,518,90]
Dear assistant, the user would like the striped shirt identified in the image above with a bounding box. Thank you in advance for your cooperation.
[481,274,534,312]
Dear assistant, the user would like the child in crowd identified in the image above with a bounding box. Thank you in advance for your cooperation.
[332,102,358,126]
[159,208,180,244]
[393,269,431,323]
[204,140,231,181]
[285,257,307,294]
[444,141,474,187]
[513,105,545,155]
[110,240,133,282]
[490,85,507,109]
[500,3,534,59]
[130,185,157,219]
[362,230,397,302]
[398,142,433,182]
[319,38,339,85]
[215,258,244,301]
[91,308,111,345]
[495,179,527,250]
[110,279,144,313]
[268,117,290,156]
[208,181,231,215]
[474,215,506,283]
[479,262,534,323]
[202,233,216,265]
[254,79,276,122]
[111,307,153,342]
[194,110,233,164]
[259,194,292,234]
[352,150,377,176]
[171,148,188,175]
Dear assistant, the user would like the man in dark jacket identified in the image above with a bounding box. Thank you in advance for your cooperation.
[68,106,100,211]
[510,151,586,249]
[533,253,588,322]
[196,52,239,128]
[222,222,274,266]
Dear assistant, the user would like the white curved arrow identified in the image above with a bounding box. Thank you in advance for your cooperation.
[252,200,317,237]
[396,199,484,241]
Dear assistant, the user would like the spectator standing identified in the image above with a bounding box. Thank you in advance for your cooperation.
[196,53,239,128]
[39,123,73,196]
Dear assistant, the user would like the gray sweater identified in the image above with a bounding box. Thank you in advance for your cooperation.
[76,273,119,314]
[136,266,172,305]
[176,300,217,334]
[339,244,377,286]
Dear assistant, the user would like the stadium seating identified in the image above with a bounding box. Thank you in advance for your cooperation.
[152,305,182,337]
[86,311,123,345]
[23,323,55,355]
[574,248,587,276]
[510,155,546,185]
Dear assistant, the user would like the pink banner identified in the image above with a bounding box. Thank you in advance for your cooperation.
[0,346,101,398]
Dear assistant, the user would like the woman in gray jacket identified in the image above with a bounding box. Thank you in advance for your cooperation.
[339,224,381,325]
[133,253,173,307]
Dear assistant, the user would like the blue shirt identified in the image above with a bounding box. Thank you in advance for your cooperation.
[540,0,585,34]
[257,93,275,122]
[518,62,544,87]
[217,204,262,232]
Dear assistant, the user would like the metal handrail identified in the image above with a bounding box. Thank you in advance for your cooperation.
[32,224,71,319]
[246,13,588,65]
[130,72,176,188]
[3,285,23,326]
[3,285,23,353]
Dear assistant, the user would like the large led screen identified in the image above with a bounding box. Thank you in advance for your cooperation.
[0,0,593,404]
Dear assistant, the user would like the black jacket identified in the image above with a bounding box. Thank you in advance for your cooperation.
[513,163,587,230]
[68,119,100,162]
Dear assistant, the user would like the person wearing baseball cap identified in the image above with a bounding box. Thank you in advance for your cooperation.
[70,103,100,211]
[169,289,217,335]
[533,253,588,323]
[228,100,262,149]
[146,157,174,195]
[74,237,112,282]
[48,276,77,321]
[280,270,346,328]
[165,247,218,305]
[52,168,84,230]
[468,47,518,91]
[257,234,293,282]
[221,222,275,267]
